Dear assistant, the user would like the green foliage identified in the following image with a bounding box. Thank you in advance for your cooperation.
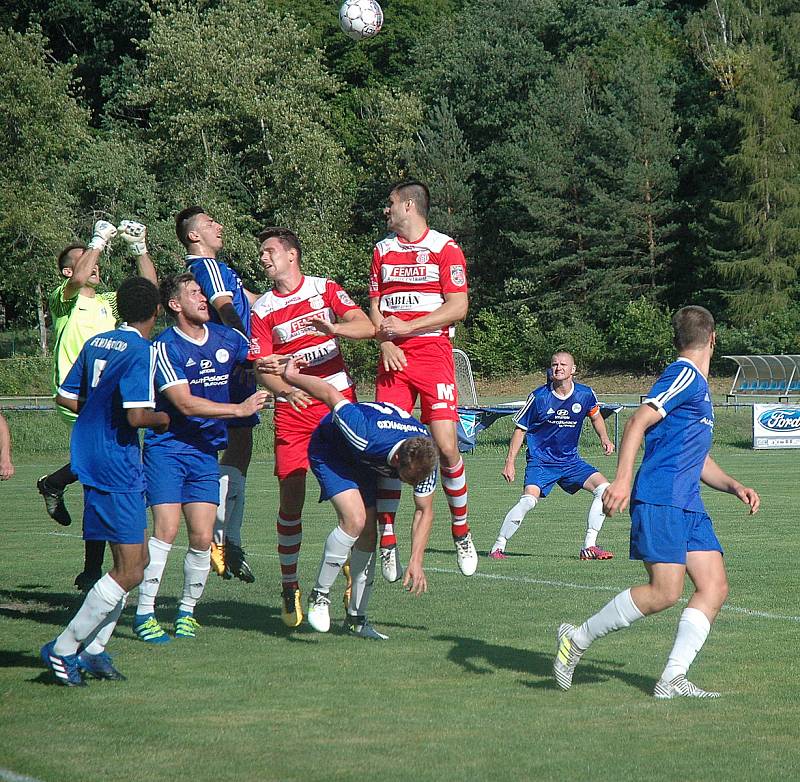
[608,297,673,371]
[0,357,51,395]
[0,28,88,321]
[714,303,800,360]
[543,316,609,371]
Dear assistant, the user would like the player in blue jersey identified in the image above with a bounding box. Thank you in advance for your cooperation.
[278,357,438,640]
[489,351,615,561]
[132,273,269,643]
[41,277,169,686]
[176,206,261,582]
[554,306,760,699]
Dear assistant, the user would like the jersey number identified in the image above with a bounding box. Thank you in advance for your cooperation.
[91,359,107,388]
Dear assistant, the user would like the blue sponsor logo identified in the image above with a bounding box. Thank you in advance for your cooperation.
[758,408,800,431]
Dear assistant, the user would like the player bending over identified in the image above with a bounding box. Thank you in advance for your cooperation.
[489,351,615,561]
[281,357,438,640]
[41,278,168,686]
[133,273,268,643]
[553,306,760,699]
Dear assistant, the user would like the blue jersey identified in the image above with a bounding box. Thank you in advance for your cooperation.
[632,358,714,512]
[146,322,250,454]
[319,400,436,496]
[514,382,601,464]
[58,325,156,493]
[186,255,251,336]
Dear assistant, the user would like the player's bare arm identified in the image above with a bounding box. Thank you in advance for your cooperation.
[126,408,170,435]
[282,357,344,411]
[378,291,468,339]
[0,413,14,480]
[163,383,269,419]
[700,454,760,514]
[211,294,248,334]
[502,427,526,483]
[63,221,116,298]
[243,287,260,306]
[603,403,661,516]
[310,309,375,340]
[590,411,615,455]
[370,298,407,372]
[403,492,434,595]
[118,221,158,285]
[255,358,312,412]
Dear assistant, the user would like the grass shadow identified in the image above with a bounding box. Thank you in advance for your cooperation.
[433,633,654,695]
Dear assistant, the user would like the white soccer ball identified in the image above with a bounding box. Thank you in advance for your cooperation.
[339,0,384,41]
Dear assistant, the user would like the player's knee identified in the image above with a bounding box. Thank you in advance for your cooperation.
[519,495,537,512]
[190,531,213,550]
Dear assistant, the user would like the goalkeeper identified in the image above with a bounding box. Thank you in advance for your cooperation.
[37,219,157,591]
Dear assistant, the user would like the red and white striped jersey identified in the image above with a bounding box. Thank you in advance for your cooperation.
[248,276,361,397]
[369,228,468,346]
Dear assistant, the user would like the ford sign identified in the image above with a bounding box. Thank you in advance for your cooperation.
[758,408,800,431]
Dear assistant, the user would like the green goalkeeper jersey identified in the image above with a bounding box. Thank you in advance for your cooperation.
[49,279,118,421]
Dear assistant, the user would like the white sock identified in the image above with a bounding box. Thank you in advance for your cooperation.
[54,574,126,655]
[661,607,711,681]
[347,546,375,617]
[223,467,246,546]
[83,593,128,655]
[179,547,211,614]
[216,466,244,543]
[494,495,537,551]
[573,588,645,649]
[136,538,172,615]
[315,526,358,593]
[136,537,172,616]
[583,482,610,549]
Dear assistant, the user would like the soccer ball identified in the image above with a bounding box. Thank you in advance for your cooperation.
[339,0,383,41]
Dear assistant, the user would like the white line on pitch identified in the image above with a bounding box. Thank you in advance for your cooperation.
[425,567,800,623]
[0,769,45,782]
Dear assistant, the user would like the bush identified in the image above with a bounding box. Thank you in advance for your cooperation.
[542,318,608,371]
[0,357,52,395]
[714,306,800,367]
[462,307,534,377]
[608,298,673,371]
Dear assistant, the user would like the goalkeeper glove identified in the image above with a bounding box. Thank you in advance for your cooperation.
[117,220,148,257]
[87,220,118,251]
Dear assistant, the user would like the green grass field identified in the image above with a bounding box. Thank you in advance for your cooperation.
[1,408,799,781]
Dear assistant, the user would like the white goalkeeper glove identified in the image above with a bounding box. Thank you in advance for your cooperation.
[87,220,118,251]
[117,220,148,257]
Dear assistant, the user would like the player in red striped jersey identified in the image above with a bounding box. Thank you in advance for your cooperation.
[369,180,478,580]
[249,227,374,628]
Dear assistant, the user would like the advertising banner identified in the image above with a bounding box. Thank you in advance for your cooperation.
[752,404,800,449]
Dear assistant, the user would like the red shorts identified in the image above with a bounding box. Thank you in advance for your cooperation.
[273,386,357,479]
[375,339,458,423]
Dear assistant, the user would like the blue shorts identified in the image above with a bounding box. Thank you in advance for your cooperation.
[308,430,377,508]
[83,486,147,544]
[629,501,723,564]
[227,367,260,429]
[144,446,220,507]
[523,458,599,497]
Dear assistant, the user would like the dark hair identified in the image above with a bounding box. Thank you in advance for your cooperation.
[257,226,302,264]
[160,272,196,318]
[117,277,160,324]
[57,243,88,272]
[395,436,438,485]
[673,306,715,351]
[175,205,207,249]
[391,180,430,218]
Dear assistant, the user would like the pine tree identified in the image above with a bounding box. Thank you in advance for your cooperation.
[712,43,800,324]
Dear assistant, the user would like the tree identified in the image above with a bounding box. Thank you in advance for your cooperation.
[711,44,800,324]
[0,28,89,350]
